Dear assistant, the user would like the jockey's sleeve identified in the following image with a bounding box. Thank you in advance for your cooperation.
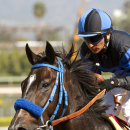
[119,76,130,90]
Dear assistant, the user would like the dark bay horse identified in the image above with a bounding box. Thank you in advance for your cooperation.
[8,41,114,130]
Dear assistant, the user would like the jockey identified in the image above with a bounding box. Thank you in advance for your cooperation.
[77,8,130,126]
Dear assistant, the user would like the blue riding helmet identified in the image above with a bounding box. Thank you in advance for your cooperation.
[77,8,113,38]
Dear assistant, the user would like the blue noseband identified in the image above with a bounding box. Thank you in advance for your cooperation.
[14,58,68,126]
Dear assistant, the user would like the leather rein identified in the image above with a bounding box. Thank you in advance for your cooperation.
[37,89,106,129]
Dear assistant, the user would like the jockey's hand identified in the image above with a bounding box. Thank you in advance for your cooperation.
[101,78,119,91]
[101,78,128,91]
[94,73,104,84]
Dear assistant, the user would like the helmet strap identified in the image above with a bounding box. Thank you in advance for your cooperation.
[103,35,108,51]
[103,34,110,52]
[101,34,110,59]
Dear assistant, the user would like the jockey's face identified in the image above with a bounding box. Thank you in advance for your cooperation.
[83,33,110,54]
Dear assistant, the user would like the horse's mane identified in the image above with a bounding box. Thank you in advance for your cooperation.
[38,44,108,119]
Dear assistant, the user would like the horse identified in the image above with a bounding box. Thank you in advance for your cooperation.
[8,41,114,130]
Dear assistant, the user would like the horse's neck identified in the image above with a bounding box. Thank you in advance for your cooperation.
[64,69,87,113]
[54,70,113,130]
[58,70,91,129]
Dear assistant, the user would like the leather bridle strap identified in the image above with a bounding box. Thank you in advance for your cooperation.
[51,89,106,126]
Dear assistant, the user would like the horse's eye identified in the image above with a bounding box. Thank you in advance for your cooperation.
[42,83,49,87]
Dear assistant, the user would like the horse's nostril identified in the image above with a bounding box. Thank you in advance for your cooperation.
[17,127,27,130]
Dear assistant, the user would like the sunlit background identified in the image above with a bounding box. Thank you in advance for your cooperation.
[0,0,130,129]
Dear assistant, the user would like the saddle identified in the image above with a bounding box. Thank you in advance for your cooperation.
[101,113,130,130]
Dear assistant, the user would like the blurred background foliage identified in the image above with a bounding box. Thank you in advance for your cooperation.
[112,1,130,31]
[33,1,46,18]
[0,1,59,76]
[0,1,130,76]
[0,51,31,76]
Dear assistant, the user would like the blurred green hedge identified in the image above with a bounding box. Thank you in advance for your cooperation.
[0,50,31,76]
[0,117,12,126]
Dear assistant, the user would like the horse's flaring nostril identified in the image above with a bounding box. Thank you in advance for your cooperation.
[17,127,27,130]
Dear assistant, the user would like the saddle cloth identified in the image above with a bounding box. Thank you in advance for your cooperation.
[101,113,130,130]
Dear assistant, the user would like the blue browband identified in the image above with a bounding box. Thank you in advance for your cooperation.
[14,58,68,127]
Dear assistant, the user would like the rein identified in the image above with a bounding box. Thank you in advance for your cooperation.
[37,89,106,130]
[51,89,106,126]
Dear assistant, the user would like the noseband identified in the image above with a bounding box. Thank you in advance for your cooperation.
[14,58,68,129]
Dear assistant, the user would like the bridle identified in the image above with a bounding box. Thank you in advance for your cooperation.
[14,58,68,129]
[14,58,105,130]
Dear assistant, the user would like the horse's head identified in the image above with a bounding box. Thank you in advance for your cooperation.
[9,41,68,130]
[9,41,107,130]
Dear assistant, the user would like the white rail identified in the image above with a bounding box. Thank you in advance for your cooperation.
[0,76,26,83]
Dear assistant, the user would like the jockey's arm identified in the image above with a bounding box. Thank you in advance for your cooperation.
[80,42,130,91]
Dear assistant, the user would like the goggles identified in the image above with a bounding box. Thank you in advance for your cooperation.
[84,35,104,44]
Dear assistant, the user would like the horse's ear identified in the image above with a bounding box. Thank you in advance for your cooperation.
[45,41,55,64]
[25,43,38,65]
